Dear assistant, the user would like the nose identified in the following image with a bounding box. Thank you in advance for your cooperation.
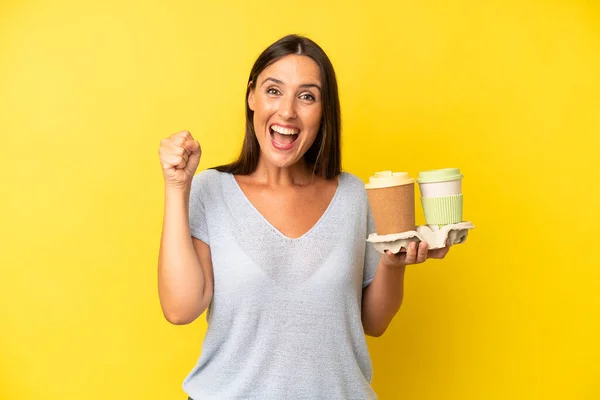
[278,94,297,120]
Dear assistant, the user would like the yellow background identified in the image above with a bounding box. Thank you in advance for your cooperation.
[1,0,599,399]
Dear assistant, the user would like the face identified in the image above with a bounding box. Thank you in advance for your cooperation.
[248,54,323,169]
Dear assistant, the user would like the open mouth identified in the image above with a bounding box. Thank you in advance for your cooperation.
[269,124,300,150]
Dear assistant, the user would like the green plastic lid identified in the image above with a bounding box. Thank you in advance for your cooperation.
[417,168,463,184]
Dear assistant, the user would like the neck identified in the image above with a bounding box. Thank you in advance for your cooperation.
[251,156,315,187]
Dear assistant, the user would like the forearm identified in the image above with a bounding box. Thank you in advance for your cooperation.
[157,185,205,324]
[361,258,406,337]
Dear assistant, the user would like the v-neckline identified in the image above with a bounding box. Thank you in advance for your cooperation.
[228,172,344,241]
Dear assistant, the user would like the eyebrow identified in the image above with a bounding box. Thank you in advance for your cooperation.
[261,77,322,92]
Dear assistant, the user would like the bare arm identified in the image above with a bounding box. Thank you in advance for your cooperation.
[361,257,406,337]
[157,130,212,325]
[361,241,450,336]
[157,185,214,325]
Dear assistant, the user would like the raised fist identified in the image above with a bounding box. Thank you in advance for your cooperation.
[158,130,201,188]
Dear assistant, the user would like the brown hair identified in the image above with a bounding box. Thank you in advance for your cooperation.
[214,34,341,179]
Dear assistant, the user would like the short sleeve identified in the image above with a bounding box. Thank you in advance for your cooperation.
[188,172,210,244]
[362,200,380,288]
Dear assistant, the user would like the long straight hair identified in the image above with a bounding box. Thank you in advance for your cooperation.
[214,34,341,179]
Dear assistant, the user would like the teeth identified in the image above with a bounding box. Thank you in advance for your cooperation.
[271,125,299,135]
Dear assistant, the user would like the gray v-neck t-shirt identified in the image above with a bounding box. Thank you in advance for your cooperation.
[182,169,380,399]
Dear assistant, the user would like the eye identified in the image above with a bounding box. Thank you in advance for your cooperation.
[300,93,316,101]
[266,87,281,95]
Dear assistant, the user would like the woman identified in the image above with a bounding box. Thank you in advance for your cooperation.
[157,34,450,399]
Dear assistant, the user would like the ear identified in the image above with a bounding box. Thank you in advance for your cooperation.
[247,82,255,111]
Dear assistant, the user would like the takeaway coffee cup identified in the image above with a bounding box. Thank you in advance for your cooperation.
[366,171,416,235]
[417,168,463,226]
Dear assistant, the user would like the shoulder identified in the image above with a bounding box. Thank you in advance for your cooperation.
[338,171,369,210]
[339,171,367,195]
[191,168,226,189]
[190,169,228,201]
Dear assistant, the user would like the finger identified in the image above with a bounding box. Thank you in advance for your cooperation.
[183,139,199,155]
[164,142,189,158]
[176,157,187,169]
[416,241,428,263]
[174,130,193,141]
[159,146,187,166]
[171,135,189,150]
[160,153,186,169]
[404,241,417,264]
[428,246,450,259]
[385,249,406,257]
[181,151,189,164]
[169,132,194,151]
[385,249,407,264]
[185,140,202,167]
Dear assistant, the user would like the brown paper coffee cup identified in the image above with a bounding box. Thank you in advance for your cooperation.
[366,171,416,235]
